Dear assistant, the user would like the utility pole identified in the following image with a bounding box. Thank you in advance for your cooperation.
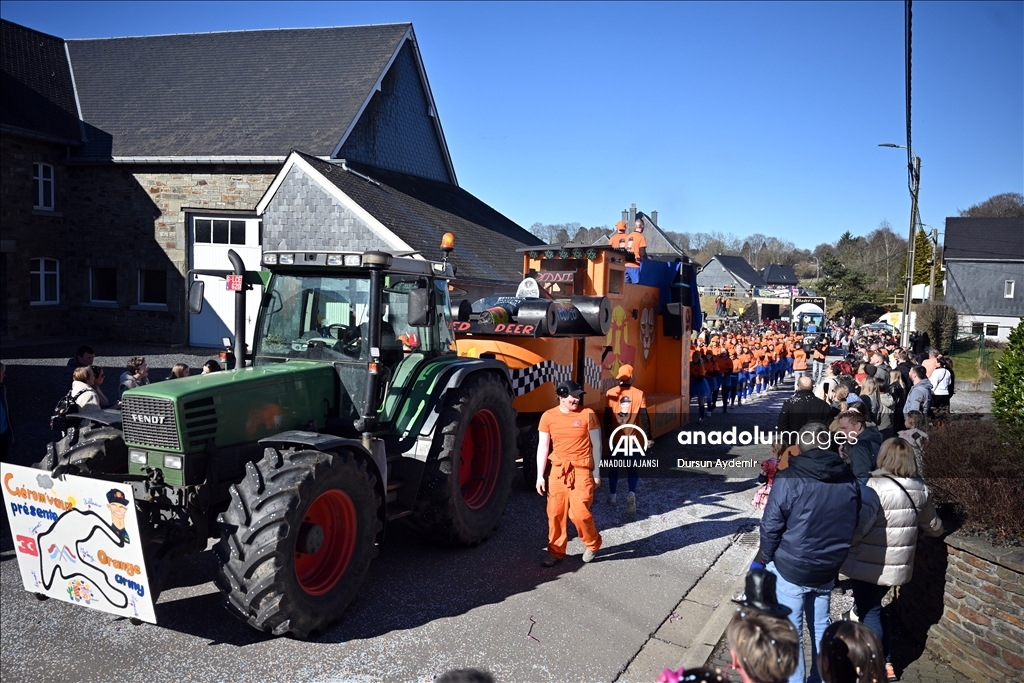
[928,227,938,301]
[900,155,921,347]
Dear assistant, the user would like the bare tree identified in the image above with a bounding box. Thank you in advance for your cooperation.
[865,220,906,289]
[957,192,1024,218]
[529,222,582,244]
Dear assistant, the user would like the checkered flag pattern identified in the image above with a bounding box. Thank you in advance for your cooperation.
[509,360,573,396]
[584,357,602,391]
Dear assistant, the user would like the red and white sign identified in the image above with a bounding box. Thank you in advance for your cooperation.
[225,275,243,291]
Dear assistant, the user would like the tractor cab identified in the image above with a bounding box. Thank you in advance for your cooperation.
[252,250,456,434]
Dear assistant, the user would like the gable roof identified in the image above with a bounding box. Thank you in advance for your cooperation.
[761,264,799,285]
[0,19,82,144]
[944,217,1024,261]
[259,151,542,283]
[65,24,441,162]
[701,255,766,287]
[587,213,691,261]
[637,213,690,260]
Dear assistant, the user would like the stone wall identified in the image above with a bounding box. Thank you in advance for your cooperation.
[896,533,1024,682]
[60,163,277,343]
[1,134,74,339]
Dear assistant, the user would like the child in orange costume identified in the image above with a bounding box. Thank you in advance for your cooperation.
[536,380,602,566]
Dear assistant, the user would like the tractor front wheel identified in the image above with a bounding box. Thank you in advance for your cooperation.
[215,448,380,638]
[410,373,517,545]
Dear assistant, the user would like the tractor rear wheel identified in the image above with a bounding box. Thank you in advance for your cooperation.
[410,373,517,545]
[215,447,380,638]
[34,422,128,475]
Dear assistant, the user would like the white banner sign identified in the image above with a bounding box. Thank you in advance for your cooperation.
[2,463,157,623]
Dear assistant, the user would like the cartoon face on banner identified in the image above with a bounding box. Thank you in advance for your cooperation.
[1,464,157,623]
[639,294,657,362]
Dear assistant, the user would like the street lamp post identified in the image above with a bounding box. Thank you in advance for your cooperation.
[880,143,921,348]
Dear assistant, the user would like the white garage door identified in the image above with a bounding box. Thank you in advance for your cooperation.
[189,216,263,349]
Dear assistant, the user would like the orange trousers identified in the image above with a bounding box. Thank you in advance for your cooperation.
[546,461,602,559]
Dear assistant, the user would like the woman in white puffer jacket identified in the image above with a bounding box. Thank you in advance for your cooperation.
[71,366,102,412]
[841,437,944,681]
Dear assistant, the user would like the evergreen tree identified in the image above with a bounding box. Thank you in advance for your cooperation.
[898,227,933,287]
[992,322,1024,444]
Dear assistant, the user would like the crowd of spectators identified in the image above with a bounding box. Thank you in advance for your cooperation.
[750,318,953,682]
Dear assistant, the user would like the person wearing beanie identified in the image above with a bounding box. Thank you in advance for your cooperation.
[604,364,651,513]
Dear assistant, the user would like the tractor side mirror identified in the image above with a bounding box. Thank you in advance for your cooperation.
[408,287,434,327]
[187,280,205,315]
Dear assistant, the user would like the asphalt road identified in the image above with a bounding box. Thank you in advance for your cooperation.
[1,342,792,683]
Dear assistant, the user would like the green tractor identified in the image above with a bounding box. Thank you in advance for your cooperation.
[37,246,518,638]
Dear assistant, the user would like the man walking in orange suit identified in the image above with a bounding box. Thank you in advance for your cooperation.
[536,380,603,566]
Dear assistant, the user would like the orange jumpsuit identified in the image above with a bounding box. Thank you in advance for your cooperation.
[539,407,602,559]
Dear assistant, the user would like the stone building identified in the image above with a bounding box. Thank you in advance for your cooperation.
[0,20,84,338]
[1,19,537,346]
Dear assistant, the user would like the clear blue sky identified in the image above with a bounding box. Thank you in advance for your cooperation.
[3,1,1021,250]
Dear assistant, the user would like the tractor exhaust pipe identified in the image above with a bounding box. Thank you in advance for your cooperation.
[227,249,246,369]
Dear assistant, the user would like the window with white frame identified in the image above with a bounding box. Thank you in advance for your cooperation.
[32,163,54,210]
[90,267,118,302]
[986,324,998,337]
[30,258,59,304]
[1005,280,1015,299]
[194,218,247,245]
[139,269,167,305]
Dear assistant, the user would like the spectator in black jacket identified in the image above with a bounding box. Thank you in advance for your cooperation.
[777,376,835,434]
[836,409,883,481]
[895,350,914,391]
[759,422,862,683]
[64,344,95,386]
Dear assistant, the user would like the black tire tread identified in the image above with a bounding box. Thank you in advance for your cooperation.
[214,447,380,638]
[409,372,517,546]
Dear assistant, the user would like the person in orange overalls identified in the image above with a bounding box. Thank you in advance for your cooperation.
[536,380,602,566]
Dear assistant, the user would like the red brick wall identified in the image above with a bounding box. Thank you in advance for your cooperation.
[897,534,1024,682]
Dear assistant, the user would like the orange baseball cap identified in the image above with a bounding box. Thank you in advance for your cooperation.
[615,220,627,232]
[616,364,634,380]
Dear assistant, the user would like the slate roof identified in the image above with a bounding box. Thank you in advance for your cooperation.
[297,152,543,283]
[761,264,799,285]
[65,24,411,158]
[0,19,82,143]
[702,255,766,287]
[944,217,1024,261]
